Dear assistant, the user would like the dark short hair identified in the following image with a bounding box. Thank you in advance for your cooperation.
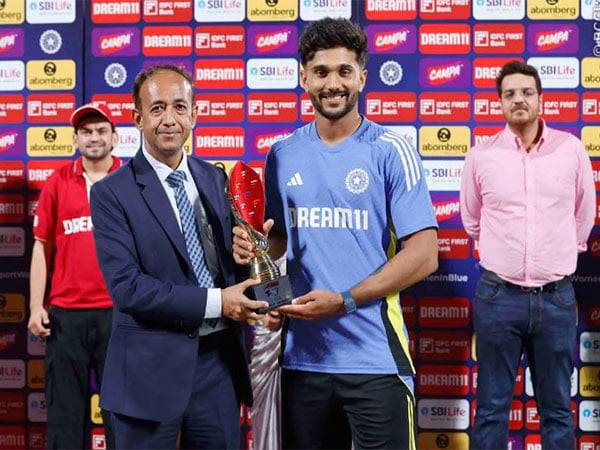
[132,64,194,110]
[75,113,115,133]
[496,61,542,97]
[298,17,367,67]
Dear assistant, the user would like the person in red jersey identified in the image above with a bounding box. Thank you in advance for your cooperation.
[28,103,120,450]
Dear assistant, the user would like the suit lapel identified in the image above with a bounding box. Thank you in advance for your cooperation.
[132,151,191,267]
[188,158,229,277]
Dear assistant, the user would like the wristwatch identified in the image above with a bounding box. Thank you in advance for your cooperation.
[340,290,357,313]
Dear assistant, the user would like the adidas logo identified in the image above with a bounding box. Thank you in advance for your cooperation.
[286,172,303,186]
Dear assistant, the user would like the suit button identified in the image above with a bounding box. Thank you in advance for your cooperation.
[188,332,197,339]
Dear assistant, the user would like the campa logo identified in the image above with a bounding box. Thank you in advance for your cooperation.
[0,131,18,152]
[248,25,296,55]
[419,59,470,88]
[96,30,137,56]
[256,30,290,52]
[433,200,460,222]
[527,23,580,55]
[0,31,19,55]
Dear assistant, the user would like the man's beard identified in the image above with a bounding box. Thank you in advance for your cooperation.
[80,146,112,161]
[309,90,359,121]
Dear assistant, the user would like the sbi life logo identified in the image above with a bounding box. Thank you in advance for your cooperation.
[582,408,599,418]
[421,406,430,416]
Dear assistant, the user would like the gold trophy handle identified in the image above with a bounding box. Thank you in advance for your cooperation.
[226,185,280,282]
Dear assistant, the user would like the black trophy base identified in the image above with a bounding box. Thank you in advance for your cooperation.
[247,275,293,314]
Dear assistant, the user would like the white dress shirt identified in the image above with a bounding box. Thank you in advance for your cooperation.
[142,146,226,331]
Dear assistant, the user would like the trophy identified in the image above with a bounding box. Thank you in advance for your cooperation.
[227,161,293,314]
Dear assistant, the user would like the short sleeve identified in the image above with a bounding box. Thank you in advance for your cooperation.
[380,134,438,239]
[33,172,59,242]
[264,147,286,234]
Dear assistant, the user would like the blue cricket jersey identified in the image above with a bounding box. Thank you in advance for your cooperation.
[265,118,437,376]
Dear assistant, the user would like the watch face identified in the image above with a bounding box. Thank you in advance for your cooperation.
[342,291,357,313]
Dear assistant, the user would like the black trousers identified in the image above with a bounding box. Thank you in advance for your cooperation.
[45,306,114,450]
[282,369,416,450]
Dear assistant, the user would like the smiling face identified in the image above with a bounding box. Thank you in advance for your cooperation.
[73,116,117,162]
[300,47,366,121]
[133,69,196,163]
[500,73,541,128]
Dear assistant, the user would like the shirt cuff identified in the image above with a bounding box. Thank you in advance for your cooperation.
[204,288,222,318]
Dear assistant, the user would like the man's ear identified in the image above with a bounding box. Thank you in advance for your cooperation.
[300,66,308,92]
[359,68,368,93]
[132,108,143,131]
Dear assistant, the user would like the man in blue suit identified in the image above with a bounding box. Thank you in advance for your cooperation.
[90,64,268,449]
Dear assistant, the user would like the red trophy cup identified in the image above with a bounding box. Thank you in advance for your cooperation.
[228,161,293,313]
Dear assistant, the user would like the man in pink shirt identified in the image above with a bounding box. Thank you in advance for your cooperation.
[461,61,595,449]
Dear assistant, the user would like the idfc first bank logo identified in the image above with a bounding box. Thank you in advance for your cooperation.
[92,27,140,57]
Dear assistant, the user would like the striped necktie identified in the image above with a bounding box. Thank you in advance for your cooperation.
[166,170,218,327]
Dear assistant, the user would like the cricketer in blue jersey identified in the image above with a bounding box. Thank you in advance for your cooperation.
[233,18,439,450]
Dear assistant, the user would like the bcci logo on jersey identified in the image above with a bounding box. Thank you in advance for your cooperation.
[345,168,369,194]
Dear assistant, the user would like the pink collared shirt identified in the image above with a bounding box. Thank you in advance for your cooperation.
[460,121,596,287]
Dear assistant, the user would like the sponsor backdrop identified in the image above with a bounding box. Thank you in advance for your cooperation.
[1,0,599,448]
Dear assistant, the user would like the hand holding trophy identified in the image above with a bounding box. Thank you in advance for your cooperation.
[227,161,293,314]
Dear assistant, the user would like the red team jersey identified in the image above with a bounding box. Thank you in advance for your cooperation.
[33,157,122,309]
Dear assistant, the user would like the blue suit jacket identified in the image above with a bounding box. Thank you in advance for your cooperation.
[90,150,252,421]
